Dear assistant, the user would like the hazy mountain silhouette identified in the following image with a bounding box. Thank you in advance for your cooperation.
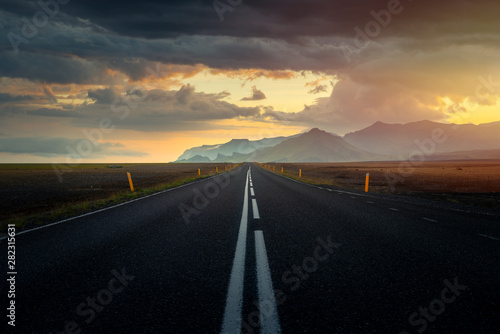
[176,136,297,161]
[176,121,500,163]
[246,128,382,162]
[176,155,212,163]
[344,120,500,157]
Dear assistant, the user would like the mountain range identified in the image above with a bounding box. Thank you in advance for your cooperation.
[175,121,500,163]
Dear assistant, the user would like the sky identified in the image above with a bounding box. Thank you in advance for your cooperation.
[0,0,500,163]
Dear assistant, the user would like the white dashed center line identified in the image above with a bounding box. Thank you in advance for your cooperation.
[252,198,260,219]
[221,169,250,333]
[255,231,282,334]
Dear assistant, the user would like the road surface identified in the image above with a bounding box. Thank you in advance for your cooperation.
[1,163,499,333]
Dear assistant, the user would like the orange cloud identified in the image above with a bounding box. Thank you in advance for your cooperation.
[208,68,297,83]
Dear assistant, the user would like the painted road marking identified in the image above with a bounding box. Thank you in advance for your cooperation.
[255,231,282,334]
[252,198,260,219]
[366,201,374,204]
[0,166,243,241]
[423,218,438,223]
[478,234,500,241]
[389,208,399,212]
[221,169,250,334]
[250,188,255,196]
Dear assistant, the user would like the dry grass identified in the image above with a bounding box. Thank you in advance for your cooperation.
[0,163,237,232]
[261,160,500,210]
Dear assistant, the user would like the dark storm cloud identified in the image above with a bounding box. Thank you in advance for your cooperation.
[2,0,500,135]
[1,0,499,82]
[0,51,111,84]
[4,0,500,40]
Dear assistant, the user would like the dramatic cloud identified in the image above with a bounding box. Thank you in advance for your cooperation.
[88,87,118,104]
[1,0,500,161]
[241,86,267,101]
[0,92,35,103]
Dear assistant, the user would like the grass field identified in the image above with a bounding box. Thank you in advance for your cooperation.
[0,163,238,232]
[261,160,500,210]
[2,160,499,233]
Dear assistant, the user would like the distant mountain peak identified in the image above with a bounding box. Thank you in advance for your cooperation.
[228,138,250,143]
[306,128,332,135]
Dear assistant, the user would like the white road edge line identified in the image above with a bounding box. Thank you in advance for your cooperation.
[221,168,250,334]
[250,188,255,196]
[1,168,241,240]
[423,218,438,223]
[255,230,282,334]
[258,163,498,217]
[478,234,500,241]
[252,198,260,219]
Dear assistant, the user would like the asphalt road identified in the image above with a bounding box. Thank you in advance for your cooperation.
[1,163,499,333]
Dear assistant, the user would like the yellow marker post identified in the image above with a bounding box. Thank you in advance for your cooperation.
[225,166,227,171]
[281,167,283,173]
[273,166,275,171]
[299,169,302,178]
[365,173,370,192]
[198,168,200,176]
[127,172,134,192]
[216,167,219,173]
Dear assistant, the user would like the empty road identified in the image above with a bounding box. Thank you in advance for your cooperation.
[1,163,499,333]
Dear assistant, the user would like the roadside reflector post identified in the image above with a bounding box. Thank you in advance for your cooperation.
[198,168,200,176]
[281,167,283,173]
[225,166,227,171]
[127,172,135,192]
[299,169,302,178]
[216,166,218,173]
[365,173,370,192]
[273,166,275,171]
